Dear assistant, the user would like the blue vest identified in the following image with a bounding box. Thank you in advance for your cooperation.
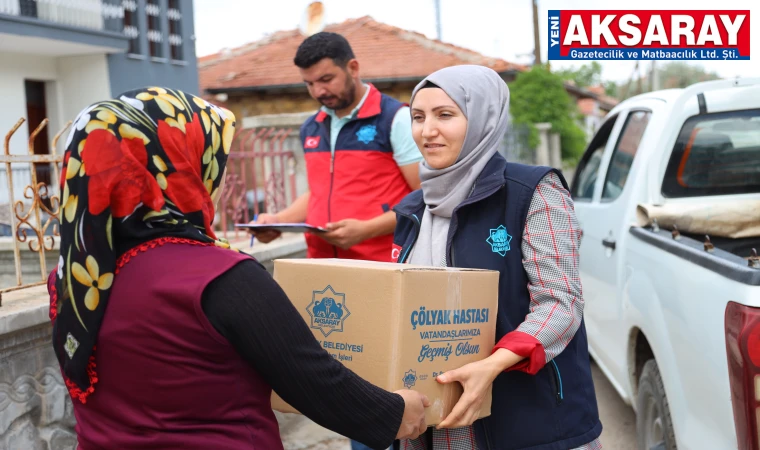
[392,154,602,450]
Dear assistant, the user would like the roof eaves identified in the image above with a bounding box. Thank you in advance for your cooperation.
[204,69,522,95]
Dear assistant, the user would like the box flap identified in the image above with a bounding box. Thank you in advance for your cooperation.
[274,258,496,273]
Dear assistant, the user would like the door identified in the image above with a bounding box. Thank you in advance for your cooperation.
[572,109,652,383]
[25,80,51,186]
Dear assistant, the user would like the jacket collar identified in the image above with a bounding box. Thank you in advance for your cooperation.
[394,153,508,217]
[315,83,382,123]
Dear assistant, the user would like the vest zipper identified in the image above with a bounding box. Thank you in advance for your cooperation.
[396,213,421,264]
[328,153,337,257]
[549,360,564,405]
[477,420,494,450]
[446,182,505,267]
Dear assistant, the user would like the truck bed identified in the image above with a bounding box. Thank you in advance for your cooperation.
[629,226,760,286]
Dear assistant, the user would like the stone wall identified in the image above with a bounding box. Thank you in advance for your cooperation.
[0,312,76,450]
[0,238,59,291]
[0,234,307,449]
[221,82,418,125]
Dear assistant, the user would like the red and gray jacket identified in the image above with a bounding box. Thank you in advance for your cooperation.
[300,84,412,261]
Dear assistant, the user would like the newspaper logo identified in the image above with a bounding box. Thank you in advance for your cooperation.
[307,285,350,337]
[548,10,750,61]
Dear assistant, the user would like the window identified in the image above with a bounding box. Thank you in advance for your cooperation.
[168,0,183,61]
[662,109,760,198]
[602,110,651,201]
[571,114,618,200]
[19,0,38,18]
[146,0,163,58]
[122,0,139,54]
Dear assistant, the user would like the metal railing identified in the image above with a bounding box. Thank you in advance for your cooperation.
[0,166,52,206]
[1,117,69,304]
[0,0,123,32]
[0,120,304,302]
[217,128,300,241]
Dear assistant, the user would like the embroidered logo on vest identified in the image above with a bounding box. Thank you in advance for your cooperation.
[307,285,351,337]
[304,136,321,149]
[356,124,378,144]
[403,369,417,388]
[487,225,512,256]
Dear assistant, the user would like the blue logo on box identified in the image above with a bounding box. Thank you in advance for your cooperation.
[307,285,350,337]
[403,369,417,389]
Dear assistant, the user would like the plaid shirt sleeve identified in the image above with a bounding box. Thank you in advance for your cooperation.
[493,172,584,375]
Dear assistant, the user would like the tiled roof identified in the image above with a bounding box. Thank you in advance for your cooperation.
[199,16,525,93]
[577,98,597,116]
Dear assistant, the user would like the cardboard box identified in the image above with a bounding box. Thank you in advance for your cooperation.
[270,258,499,425]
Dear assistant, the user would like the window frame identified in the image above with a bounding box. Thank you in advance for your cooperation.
[571,113,620,201]
[661,108,760,198]
[600,109,652,203]
[146,0,163,59]
[123,0,141,55]
[168,0,183,62]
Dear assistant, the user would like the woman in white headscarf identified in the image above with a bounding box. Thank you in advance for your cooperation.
[391,65,602,450]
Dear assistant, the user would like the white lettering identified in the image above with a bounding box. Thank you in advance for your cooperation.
[720,15,745,46]
[551,16,560,47]
[643,15,668,45]
[591,14,617,45]
[618,14,641,46]
[696,15,722,45]
[563,15,589,45]
[671,15,696,46]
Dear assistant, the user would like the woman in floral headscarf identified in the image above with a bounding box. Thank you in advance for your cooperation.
[49,87,429,450]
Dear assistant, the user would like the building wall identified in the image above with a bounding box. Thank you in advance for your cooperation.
[0,52,57,155]
[56,54,112,138]
[0,52,112,158]
[222,82,418,125]
[0,52,112,205]
[107,0,199,96]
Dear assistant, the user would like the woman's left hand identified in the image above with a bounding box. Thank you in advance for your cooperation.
[436,348,524,429]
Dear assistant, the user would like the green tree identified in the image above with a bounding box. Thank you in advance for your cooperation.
[658,62,721,88]
[555,61,604,88]
[510,65,587,162]
[608,62,722,100]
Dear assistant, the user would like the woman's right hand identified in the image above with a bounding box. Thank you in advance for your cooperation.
[394,389,431,440]
[247,213,281,243]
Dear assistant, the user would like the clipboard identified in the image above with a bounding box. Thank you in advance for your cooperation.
[234,223,328,234]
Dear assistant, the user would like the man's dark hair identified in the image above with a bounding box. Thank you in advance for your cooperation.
[294,32,355,69]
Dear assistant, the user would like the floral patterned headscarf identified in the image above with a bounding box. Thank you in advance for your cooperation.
[51,87,236,399]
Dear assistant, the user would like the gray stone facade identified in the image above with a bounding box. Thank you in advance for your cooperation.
[0,321,76,450]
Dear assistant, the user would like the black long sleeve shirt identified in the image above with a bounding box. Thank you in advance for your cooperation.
[201,259,404,450]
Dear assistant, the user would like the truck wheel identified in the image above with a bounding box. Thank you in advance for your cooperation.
[636,360,677,450]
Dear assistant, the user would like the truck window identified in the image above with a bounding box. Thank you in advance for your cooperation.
[602,110,651,201]
[662,109,760,198]
[572,114,618,200]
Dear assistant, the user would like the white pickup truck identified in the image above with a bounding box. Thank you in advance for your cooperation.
[569,78,760,450]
